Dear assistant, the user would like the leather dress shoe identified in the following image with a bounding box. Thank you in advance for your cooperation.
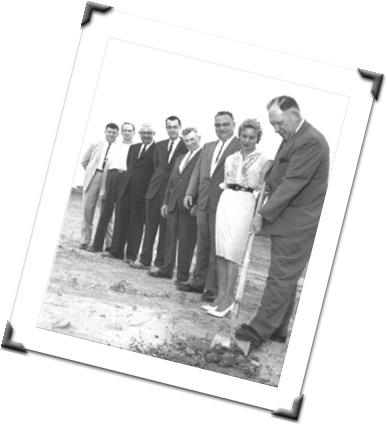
[174,279,187,286]
[87,246,101,253]
[176,284,203,293]
[201,291,216,302]
[235,324,263,348]
[79,243,89,250]
[270,334,287,343]
[148,270,172,279]
[105,247,111,252]
[130,260,150,270]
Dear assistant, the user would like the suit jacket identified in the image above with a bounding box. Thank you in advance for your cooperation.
[120,142,156,202]
[81,140,110,193]
[163,150,201,212]
[186,136,241,211]
[260,120,330,237]
[145,138,188,200]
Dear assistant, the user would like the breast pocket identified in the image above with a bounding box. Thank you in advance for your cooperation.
[269,159,289,183]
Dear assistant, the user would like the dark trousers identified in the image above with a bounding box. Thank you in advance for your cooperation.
[111,190,145,261]
[190,205,217,294]
[92,169,123,251]
[158,206,197,281]
[126,198,146,261]
[140,193,167,267]
[249,234,315,341]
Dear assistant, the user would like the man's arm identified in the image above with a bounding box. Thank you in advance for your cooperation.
[81,141,95,170]
[185,146,202,198]
[259,139,324,223]
[163,165,175,207]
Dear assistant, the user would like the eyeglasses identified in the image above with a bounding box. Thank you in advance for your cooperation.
[166,125,180,130]
[140,131,153,136]
[214,123,232,128]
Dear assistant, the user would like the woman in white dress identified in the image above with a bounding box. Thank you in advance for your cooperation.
[204,119,272,317]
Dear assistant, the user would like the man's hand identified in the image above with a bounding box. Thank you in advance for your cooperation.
[183,195,193,210]
[189,204,197,217]
[99,192,106,202]
[161,205,168,218]
[250,213,263,235]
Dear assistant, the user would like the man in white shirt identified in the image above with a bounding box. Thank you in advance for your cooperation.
[149,127,202,281]
[89,122,135,252]
[79,123,119,250]
[180,112,241,302]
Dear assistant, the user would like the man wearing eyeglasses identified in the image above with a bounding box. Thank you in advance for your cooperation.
[88,122,135,253]
[79,123,119,250]
[131,116,188,270]
[180,111,241,302]
[107,123,156,261]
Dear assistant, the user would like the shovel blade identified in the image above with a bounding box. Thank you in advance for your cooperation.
[211,334,250,356]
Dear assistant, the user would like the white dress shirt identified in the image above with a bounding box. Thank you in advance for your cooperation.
[179,147,201,173]
[97,140,115,170]
[167,138,180,163]
[210,135,234,176]
[108,141,131,171]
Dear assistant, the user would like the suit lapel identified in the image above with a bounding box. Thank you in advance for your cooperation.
[170,138,186,163]
[213,136,240,173]
[180,150,200,175]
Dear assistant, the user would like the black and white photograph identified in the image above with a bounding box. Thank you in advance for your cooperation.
[2,1,386,422]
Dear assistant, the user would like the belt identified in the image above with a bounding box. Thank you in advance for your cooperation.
[96,169,103,173]
[227,184,254,193]
[109,169,125,174]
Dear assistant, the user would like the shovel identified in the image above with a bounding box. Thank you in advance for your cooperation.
[210,182,266,356]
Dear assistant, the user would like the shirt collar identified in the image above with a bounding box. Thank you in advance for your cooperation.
[219,135,234,145]
[295,119,305,134]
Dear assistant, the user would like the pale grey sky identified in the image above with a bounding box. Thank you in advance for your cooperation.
[73,37,348,186]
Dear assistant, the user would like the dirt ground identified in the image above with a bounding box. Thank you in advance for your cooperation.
[38,190,304,386]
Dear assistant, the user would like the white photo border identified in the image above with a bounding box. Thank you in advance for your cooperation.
[9,10,373,412]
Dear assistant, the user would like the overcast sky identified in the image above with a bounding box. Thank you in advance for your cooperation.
[72,37,348,186]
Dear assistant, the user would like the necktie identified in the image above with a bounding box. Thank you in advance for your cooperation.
[102,143,112,170]
[215,141,225,164]
[138,145,146,159]
[167,141,174,162]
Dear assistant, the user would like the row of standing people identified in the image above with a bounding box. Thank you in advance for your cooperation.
[79,95,330,351]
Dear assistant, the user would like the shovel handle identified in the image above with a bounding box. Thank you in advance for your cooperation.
[229,182,266,343]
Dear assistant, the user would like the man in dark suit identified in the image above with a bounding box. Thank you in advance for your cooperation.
[131,116,188,270]
[180,111,241,302]
[236,96,330,349]
[107,123,156,261]
[148,127,202,281]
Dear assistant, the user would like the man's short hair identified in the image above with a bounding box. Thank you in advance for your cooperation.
[165,116,181,126]
[182,127,199,136]
[121,122,135,132]
[106,123,119,131]
[266,96,300,112]
[215,111,234,121]
[238,118,263,143]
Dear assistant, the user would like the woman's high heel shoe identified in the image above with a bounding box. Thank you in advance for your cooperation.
[201,304,218,311]
[207,303,234,318]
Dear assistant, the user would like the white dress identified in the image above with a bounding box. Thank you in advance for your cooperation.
[215,148,268,265]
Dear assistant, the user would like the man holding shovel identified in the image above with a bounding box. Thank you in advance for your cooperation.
[236,96,330,349]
